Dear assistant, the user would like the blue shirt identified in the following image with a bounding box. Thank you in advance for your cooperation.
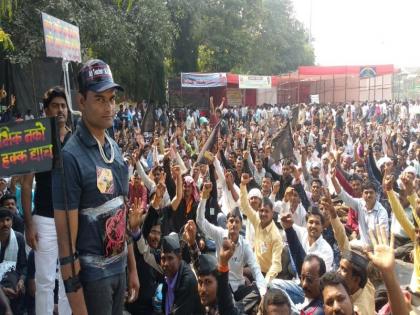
[52,120,129,282]
[165,271,179,315]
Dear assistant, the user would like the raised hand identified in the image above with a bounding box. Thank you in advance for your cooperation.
[273,181,281,195]
[204,151,215,163]
[152,181,166,209]
[336,146,344,160]
[128,197,145,230]
[10,94,16,107]
[291,164,301,180]
[400,173,414,195]
[384,162,393,177]
[219,238,235,267]
[164,148,171,161]
[241,173,250,186]
[320,188,337,219]
[329,160,337,178]
[135,132,145,149]
[172,165,181,180]
[280,213,294,230]
[264,145,271,159]
[382,175,394,192]
[201,182,212,199]
[153,136,159,147]
[183,220,197,246]
[225,171,234,188]
[367,226,395,273]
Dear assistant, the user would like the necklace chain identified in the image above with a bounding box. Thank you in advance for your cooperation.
[93,133,115,164]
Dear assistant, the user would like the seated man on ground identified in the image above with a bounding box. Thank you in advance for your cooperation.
[239,174,284,283]
[196,182,266,313]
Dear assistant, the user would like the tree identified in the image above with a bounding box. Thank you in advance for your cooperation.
[0,28,12,50]
[166,0,202,74]
[246,0,314,74]
[1,0,314,103]
[0,0,176,102]
[195,0,262,72]
[0,0,17,50]
[189,0,314,74]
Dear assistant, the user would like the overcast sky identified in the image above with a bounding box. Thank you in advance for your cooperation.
[291,0,420,67]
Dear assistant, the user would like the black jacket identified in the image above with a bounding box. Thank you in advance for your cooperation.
[162,260,202,315]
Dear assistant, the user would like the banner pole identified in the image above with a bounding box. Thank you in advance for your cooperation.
[62,60,73,113]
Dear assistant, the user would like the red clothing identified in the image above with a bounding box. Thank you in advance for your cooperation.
[128,182,148,210]
[346,208,359,234]
[209,113,219,128]
[335,169,359,234]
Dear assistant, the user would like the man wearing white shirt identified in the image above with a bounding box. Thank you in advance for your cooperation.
[247,155,265,187]
[196,183,266,312]
[273,186,307,228]
[243,188,263,248]
[330,172,389,248]
[185,111,195,131]
[271,209,333,306]
[241,105,248,122]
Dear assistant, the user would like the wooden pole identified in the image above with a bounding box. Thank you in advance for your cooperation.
[297,74,301,103]
[374,76,376,101]
[344,67,347,103]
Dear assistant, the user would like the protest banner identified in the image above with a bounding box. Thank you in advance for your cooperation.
[0,118,59,177]
[41,12,82,63]
[181,73,227,88]
[239,75,272,89]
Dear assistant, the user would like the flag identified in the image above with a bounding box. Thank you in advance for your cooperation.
[140,104,155,133]
[271,120,296,163]
[196,121,220,165]
[291,105,299,129]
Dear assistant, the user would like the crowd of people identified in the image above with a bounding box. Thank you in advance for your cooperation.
[0,59,420,315]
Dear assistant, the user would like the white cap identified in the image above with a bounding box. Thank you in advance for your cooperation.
[248,188,263,200]
[377,156,392,169]
[311,161,321,169]
[404,165,417,176]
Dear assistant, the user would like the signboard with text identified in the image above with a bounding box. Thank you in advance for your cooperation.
[310,94,320,104]
[226,88,243,107]
[239,75,272,89]
[42,12,82,62]
[181,73,227,88]
[0,118,59,177]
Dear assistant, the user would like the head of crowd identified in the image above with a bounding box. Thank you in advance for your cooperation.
[1,59,420,315]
